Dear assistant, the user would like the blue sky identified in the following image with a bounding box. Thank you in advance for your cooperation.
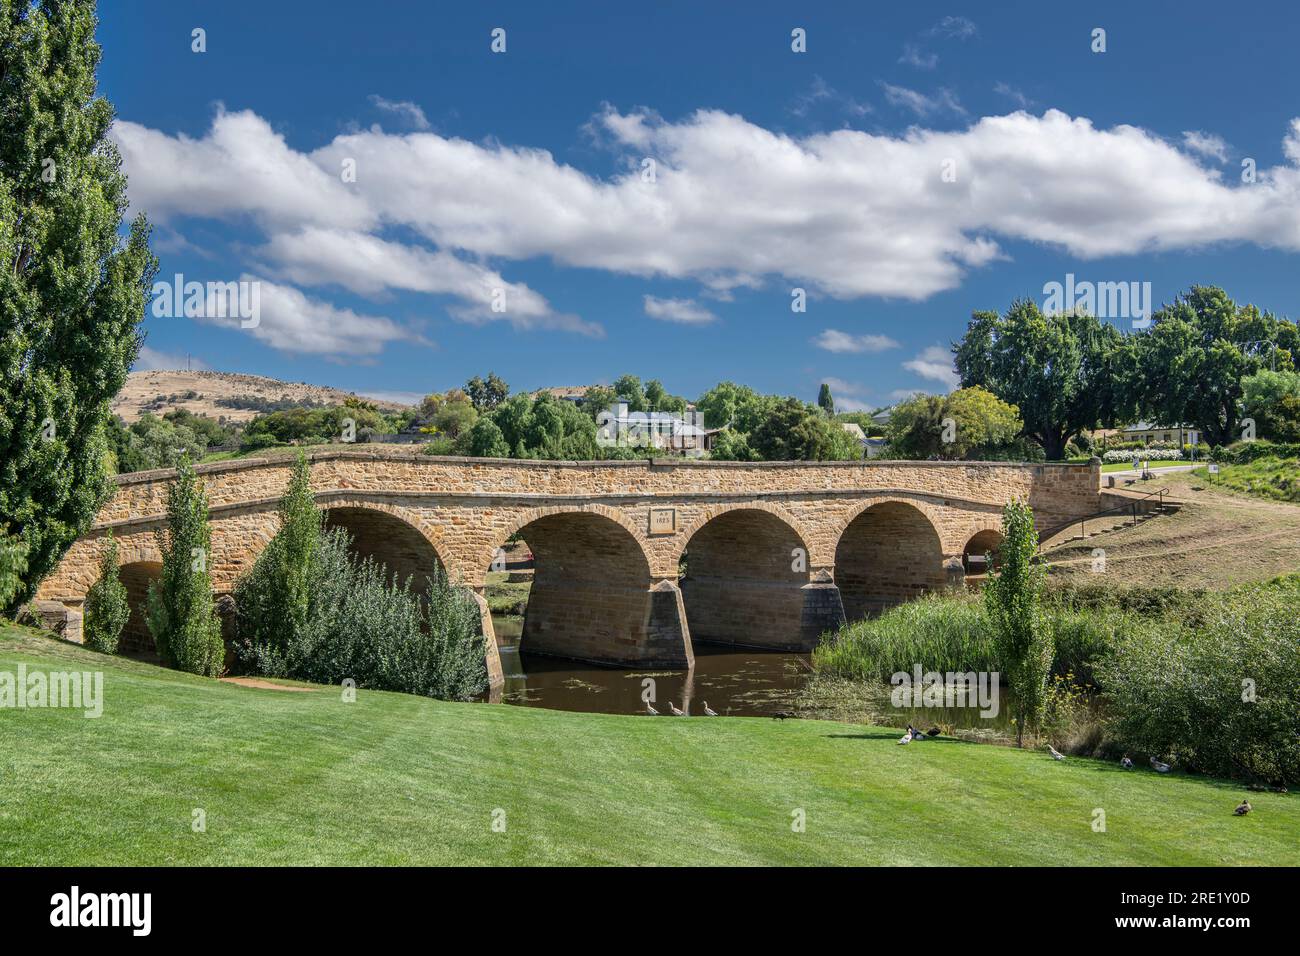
[99,0,1300,409]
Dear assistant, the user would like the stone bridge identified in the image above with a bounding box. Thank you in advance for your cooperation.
[36,451,1102,691]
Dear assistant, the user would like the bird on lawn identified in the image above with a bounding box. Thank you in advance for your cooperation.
[898,728,914,745]
[666,700,685,716]
[1150,757,1171,773]
[644,700,658,716]
[1048,744,1066,761]
[772,711,796,720]
[1120,755,1134,769]
[1234,800,1252,816]
[703,702,718,717]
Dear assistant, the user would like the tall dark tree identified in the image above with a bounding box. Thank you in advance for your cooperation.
[0,0,156,610]
[953,300,1132,460]
[817,382,835,415]
[1135,286,1294,447]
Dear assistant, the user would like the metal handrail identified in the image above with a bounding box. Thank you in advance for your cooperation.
[1037,487,1176,550]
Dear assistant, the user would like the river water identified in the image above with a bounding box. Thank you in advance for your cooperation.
[491,613,1020,733]
[492,614,811,717]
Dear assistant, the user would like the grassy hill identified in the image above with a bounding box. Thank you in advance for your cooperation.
[114,370,412,424]
[2,623,1295,866]
[1042,471,1300,589]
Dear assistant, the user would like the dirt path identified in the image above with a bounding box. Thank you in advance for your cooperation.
[220,677,315,692]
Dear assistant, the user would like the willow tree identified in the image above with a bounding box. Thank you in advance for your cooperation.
[0,0,157,611]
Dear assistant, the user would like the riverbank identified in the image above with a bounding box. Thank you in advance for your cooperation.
[3,621,1294,866]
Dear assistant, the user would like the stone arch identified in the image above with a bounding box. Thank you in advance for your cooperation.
[317,497,452,594]
[677,506,828,650]
[483,507,688,666]
[962,527,1004,574]
[834,499,947,621]
[117,560,162,658]
[670,501,816,572]
[483,502,653,580]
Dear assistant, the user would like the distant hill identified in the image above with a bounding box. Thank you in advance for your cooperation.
[113,370,412,424]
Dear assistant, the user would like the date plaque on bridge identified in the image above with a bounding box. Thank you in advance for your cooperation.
[648,507,677,535]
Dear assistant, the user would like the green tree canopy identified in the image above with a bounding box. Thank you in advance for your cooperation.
[954,300,1132,460]
[464,373,509,413]
[0,0,158,609]
[885,387,1023,460]
[1136,287,1297,446]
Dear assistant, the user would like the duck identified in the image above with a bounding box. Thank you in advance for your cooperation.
[1234,800,1252,816]
[1150,757,1171,773]
[1120,755,1134,769]
[703,702,718,717]
[644,700,658,716]
[1047,744,1066,761]
[666,700,685,716]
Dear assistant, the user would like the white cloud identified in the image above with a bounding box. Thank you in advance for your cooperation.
[369,95,431,131]
[359,389,425,406]
[643,295,717,324]
[889,388,929,401]
[262,228,601,335]
[993,82,1032,109]
[791,76,871,118]
[928,16,978,40]
[133,346,207,372]
[819,376,873,412]
[903,345,960,391]
[1182,129,1229,164]
[195,276,426,359]
[811,329,900,353]
[114,105,1300,321]
[881,83,966,117]
[899,44,938,70]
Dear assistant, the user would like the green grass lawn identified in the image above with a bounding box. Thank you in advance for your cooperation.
[2,623,1296,866]
[1193,457,1300,502]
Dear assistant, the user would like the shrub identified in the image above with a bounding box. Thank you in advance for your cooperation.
[814,590,1124,689]
[146,458,225,676]
[1215,440,1300,465]
[1102,447,1184,463]
[237,528,487,701]
[1097,591,1300,786]
[83,534,129,654]
[814,593,994,681]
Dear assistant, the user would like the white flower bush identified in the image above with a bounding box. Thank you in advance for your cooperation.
[1103,446,1185,463]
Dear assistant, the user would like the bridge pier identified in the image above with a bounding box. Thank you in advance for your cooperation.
[799,570,847,647]
[466,589,505,699]
[520,579,694,668]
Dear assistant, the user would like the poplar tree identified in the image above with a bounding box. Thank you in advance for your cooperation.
[0,0,157,611]
[233,453,321,661]
[984,500,1051,748]
[83,531,128,653]
[146,458,224,676]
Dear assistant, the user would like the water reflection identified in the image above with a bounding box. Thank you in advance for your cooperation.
[492,614,810,717]
[490,614,1028,737]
